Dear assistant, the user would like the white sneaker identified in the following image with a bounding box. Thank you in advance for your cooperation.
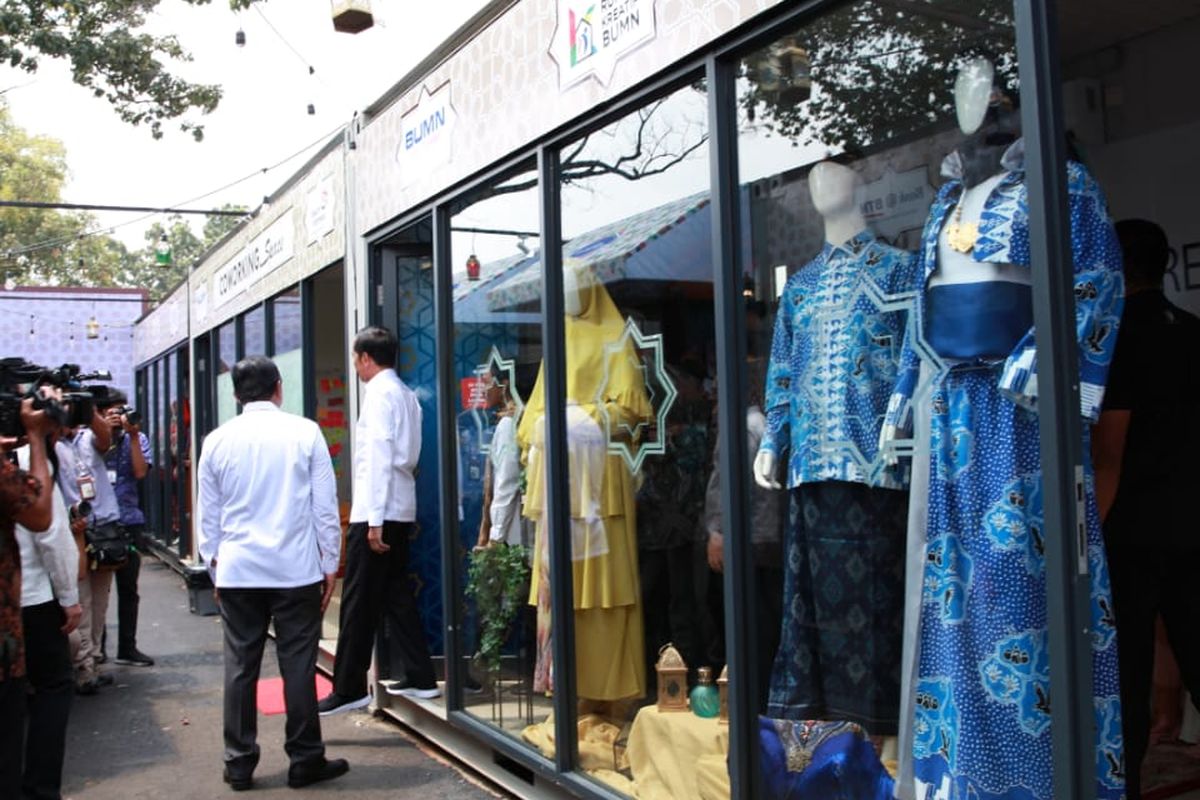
[384,682,442,699]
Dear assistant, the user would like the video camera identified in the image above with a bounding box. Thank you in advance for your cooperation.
[0,358,113,438]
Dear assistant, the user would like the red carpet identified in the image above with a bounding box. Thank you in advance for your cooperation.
[256,674,334,715]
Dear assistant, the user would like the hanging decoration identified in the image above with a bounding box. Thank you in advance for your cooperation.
[155,233,172,267]
[331,0,374,33]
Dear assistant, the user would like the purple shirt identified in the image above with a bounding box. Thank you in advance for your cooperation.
[105,431,152,527]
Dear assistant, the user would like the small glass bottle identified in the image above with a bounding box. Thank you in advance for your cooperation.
[690,666,720,719]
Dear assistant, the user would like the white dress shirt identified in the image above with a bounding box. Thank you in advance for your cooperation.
[15,446,79,608]
[349,368,421,525]
[197,401,341,589]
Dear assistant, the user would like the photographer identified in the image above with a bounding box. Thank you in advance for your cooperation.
[1,398,58,795]
[54,403,121,695]
[97,392,153,667]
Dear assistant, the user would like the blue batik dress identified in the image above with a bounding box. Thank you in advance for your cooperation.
[885,141,1125,800]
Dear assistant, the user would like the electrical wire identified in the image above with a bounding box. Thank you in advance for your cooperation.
[4,123,344,260]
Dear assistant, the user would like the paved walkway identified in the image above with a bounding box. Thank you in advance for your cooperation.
[61,559,503,800]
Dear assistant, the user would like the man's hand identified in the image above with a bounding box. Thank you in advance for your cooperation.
[706,531,724,573]
[320,573,338,614]
[367,525,390,554]
[60,603,82,634]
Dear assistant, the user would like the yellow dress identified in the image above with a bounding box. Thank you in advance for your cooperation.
[519,274,651,702]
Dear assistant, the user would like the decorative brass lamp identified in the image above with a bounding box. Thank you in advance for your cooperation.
[655,643,688,712]
[331,0,374,33]
[717,665,729,725]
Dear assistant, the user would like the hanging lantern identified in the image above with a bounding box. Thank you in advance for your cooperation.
[86,317,100,339]
[155,233,172,267]
[465,254,481,281]
[331,0,374,33]
[235,28,246,46]
[655,643,689,712]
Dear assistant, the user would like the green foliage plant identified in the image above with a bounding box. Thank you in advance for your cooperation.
[465,543,530,679]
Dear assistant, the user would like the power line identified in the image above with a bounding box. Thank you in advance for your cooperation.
[4,123,344,259]
[0,201,247,216]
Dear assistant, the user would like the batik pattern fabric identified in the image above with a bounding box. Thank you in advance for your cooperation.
[762,230,919,490]
[768,480,907,732]
[887,142,1125,800]
[759,716,896,800]
[0,458,39,681]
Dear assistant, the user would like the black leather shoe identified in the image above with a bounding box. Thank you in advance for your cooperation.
[287,758,348,788]
[223,767,253,791]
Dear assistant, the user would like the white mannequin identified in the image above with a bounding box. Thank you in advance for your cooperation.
[563,259,589,317]
[753,161,867,490]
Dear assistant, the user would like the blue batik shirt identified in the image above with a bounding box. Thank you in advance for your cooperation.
[761,230,919,490]
[884,140,1124,434]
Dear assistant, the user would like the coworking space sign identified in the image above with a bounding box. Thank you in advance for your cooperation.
[551,0,656,89]
[212,213,295,309]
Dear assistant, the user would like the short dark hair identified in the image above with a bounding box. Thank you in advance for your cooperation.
[1116,218,1170,288]
[232,356,280,404]
[353,326,397,369]
[94,388,128,411]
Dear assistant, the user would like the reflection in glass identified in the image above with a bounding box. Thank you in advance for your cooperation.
[216,321,237,424]
[244,304,266,358]
[737,4,1123,800]
[527,79,714,796]
[449,165,542,738]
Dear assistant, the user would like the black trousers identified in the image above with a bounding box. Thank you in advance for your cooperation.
[1105,538,1200,799]
[0,677,25,800]
[333,521,436,698]
[21,602,73,800]
[219,583,324,777]
[114,525,143,656]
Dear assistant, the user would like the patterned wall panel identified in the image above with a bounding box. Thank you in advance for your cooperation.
[0,288,146,397]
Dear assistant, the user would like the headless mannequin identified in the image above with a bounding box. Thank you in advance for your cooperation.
[753,161,867,489]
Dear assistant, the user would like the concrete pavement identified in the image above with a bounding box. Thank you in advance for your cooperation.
[60,558,505,800]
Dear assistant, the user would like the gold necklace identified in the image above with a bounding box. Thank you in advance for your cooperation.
[945,196,979,254]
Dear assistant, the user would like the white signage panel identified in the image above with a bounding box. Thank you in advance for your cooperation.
[550,0,657,89]
[212,213,295,309]
[395,83,456,186]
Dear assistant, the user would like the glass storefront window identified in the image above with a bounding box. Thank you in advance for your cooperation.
[732,4,1122,800]
[244,304,266,359]
[271,288,304,417]
[216,320,237,424]
[539,80,714,795]
[448,163,541,738]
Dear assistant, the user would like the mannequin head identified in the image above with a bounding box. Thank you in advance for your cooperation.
[809,161,860,217]
[562,259,594,317]
[809,161,867,245]
[952,56,1020,188]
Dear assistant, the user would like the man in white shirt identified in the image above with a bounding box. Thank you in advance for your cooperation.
[16,435,81,800]
[197,356,347,790]
[319,326,439,716]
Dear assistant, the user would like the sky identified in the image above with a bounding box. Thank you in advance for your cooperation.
[0,0,491,251]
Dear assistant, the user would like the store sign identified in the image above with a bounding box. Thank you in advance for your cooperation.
[212,213,294,308]
[856,165,933,241]
[305,174,335,245]
[550,0,656,89]
[395,83,456,185]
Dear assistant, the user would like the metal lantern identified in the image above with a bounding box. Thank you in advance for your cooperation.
[655,643,689,712]
[331,0,374,33]
[718,665,729,725]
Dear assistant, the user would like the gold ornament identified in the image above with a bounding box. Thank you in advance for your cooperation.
[945,199,979,254]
